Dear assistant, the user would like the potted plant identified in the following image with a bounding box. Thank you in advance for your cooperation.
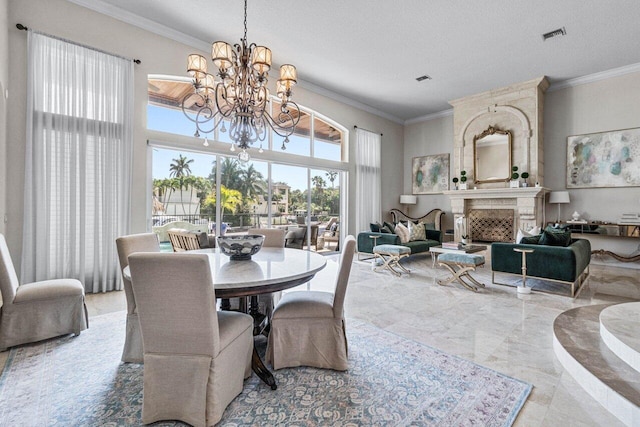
[521,171,529,187]
[510,166,520,188]
[459,170,468,190]
[452,176,459,190]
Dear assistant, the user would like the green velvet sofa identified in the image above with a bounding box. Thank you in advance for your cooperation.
[491,238,591,297]
[357,208,444,260]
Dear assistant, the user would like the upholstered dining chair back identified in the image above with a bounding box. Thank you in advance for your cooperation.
[0,234,19,303]
[115,232,159,363]
[0,233,88,351]
[128,252,253,426]
[267,235,357,371]
[247,228,285,247]
[332,235,356,319]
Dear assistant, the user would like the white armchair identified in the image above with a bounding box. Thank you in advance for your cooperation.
[0,234,88,351]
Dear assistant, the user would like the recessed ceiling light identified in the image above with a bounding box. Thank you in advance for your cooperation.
[542,27,566,41]
[416,75,432,82]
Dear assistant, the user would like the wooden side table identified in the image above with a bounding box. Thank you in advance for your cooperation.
[513,248,535,294]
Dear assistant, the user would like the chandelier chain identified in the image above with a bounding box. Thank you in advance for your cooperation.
[243,0,248,43]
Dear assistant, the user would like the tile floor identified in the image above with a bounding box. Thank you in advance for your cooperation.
[3,249,639,426]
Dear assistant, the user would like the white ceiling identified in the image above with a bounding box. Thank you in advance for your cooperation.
[69,0,640,123]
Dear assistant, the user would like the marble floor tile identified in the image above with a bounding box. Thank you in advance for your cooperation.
[1,250,637,426]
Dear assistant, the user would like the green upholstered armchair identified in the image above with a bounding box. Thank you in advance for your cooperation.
[491,238,591,297]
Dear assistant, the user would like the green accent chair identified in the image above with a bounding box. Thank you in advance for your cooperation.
[491,238,591,297]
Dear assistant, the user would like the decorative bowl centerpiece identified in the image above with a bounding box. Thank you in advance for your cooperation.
[216,234,265,261]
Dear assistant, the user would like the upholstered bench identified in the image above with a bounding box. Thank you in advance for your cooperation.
[437,252,485,292]
[373,244,411,276]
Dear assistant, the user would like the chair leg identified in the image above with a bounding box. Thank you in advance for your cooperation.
[437,262,483,292]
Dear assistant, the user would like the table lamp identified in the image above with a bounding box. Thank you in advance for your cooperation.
[549,191,570,223]
[399,194,417,215]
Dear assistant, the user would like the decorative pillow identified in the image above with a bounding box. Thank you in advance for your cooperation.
[408,221,426,241]
[380,226,392,233]
[516,226,542,243]
[383,221,396,233]
[370,222,382,232]
[394,222,410,243]
[539,229,572,247]
[191,231,209,248]
[422,222,436,231]
[520,235,541,245]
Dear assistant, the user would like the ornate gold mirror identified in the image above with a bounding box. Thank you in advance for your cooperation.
[473,126,512,184]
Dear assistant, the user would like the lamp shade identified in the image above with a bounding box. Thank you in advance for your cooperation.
[400,195,417,205]
[549,191,570,204]
[187,54,207,77]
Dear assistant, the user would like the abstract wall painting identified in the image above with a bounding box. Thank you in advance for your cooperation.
[412,154,450,194]
[567,128,640,188]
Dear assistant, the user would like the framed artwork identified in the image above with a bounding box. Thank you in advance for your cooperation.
[567,127,640,188]
[412,154,450,194]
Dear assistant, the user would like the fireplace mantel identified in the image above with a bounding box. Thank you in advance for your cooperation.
[443,187,548,201]
[443,187,549,241]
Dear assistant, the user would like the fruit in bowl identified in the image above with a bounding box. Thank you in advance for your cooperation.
[216,234,265,261]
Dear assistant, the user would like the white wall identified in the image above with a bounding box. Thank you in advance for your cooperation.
[404,114,454,232]
[404,71,640,264]
[545,71,640,264]
[0,0,8,236]
[5,0,403,274]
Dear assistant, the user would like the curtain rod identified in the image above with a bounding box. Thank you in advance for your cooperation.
[353,125,383,136]
[16,23,141,64]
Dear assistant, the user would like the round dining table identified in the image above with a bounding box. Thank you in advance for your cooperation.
[124,247,327,389]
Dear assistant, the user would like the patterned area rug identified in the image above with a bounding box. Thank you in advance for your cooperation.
[0,311,531,426]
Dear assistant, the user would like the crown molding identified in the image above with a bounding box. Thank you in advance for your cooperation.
[404,109,453,125]
[548,62,640,92]
[296,80,404,125]
[66,0,405,125]
[66,0,211,52]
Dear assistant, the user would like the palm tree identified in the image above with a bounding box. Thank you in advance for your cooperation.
[239,164,267,201]
[311,175,326,190]
[209,158,242,190]
[326,171,338,188]
[169,154,194,178]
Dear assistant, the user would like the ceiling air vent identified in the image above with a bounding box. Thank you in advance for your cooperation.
[416,75,432,82]
[542,27,566,41]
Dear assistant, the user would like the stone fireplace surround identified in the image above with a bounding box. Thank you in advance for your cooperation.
[443,187,549,242]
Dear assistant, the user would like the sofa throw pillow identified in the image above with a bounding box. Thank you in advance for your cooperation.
[422,222,436,231]
[370,222,382,232]
[408,221,426,241]
[516,226,542,243]
[380,226,392,233]
[394,222,410,243]
[383,221,396,233]
[539,229,572,247]
[520,235,541,245]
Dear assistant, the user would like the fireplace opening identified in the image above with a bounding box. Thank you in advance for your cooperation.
[469,209,514,242]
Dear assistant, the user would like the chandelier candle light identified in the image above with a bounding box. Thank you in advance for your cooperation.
[184,0,300,162]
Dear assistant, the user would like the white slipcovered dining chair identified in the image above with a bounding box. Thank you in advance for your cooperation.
[128,252,253,427]
[115,233,160,363]
[247,227,285,248]
[0,233,88,351]
[267,235,356,371]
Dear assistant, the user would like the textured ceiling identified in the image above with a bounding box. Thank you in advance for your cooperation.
[69,0,640,122]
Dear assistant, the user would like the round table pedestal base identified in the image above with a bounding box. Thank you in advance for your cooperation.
[517,285,532,294]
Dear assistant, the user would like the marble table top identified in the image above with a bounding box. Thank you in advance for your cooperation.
[124,248,327,298]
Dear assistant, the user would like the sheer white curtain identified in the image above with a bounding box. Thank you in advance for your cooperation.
[355,128,381,233]
[22,31,133,292]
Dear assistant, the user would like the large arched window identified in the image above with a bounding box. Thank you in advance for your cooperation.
[147,75,348,253]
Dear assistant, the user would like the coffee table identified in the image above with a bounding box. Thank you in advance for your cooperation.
[429,244,487,268]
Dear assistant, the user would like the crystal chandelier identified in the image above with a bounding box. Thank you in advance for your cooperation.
[183,0,300,162]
